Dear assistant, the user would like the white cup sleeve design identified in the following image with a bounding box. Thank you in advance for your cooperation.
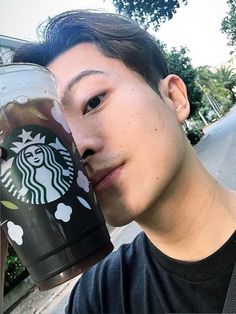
[54,203,73,222]
[7,221,24,245]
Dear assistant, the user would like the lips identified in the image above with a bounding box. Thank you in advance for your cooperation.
[89,164,124,192]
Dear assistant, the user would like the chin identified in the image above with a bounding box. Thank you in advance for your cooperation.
[99,189,144,227]
[105,217,133,228]
[101,203,138,227]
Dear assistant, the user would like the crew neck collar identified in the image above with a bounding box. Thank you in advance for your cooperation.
[146,230,236,282]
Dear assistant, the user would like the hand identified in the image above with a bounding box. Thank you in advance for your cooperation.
[0,147,8,313]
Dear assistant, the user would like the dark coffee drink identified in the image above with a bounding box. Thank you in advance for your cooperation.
[0,64,113,290]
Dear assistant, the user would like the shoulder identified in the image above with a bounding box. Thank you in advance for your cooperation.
[79,230,146,281]
[66,231,147,313]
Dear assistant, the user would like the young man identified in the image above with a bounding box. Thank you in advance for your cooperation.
[1,10,236,313]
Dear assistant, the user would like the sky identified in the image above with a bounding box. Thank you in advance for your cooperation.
[0,0,233,68]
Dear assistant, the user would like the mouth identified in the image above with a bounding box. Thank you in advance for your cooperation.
[90,164,124,193]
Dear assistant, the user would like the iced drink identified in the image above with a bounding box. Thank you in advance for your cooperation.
[0,64,113,290]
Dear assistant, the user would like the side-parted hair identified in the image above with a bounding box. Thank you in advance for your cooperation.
[13,10,169,93]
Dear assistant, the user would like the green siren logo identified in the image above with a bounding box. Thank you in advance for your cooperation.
[0,127,74,204]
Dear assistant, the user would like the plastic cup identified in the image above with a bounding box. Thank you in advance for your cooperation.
[0,63,113,290]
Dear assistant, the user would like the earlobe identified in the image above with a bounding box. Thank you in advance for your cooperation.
[161,74,190,123]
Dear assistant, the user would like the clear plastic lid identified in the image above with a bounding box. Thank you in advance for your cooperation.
[0,63,58,106]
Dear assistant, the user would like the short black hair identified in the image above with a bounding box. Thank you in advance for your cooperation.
[13,10,169,93]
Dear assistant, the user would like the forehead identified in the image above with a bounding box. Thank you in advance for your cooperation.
[48,43,118,84]
[48,43,103,71]
[47,42,143,98]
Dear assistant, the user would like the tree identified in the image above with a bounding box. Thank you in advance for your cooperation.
[196,66,216,91]
[196,65,235,117]
[111,0,187,30]
[165,47,203,116]
[215,65,236,103]
[221,0,236,50]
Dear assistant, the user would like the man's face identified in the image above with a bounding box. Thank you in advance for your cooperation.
[48,43,188,226]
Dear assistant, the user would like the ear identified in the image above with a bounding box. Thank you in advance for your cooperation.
[160,74,190,123]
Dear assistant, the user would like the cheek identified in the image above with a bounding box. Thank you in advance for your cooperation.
[114,109,164,154]
[122,109,184,181]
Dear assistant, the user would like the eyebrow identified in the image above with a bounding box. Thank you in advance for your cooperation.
[61,70,108,106]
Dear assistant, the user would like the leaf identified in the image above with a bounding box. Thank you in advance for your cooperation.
[29,108,48,120]
[77,197,91,210]
[1,201,18,209]
[72,142,76,154]
[94,193,97,205]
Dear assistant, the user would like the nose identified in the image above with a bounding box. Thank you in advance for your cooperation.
[81,149,94,160]
[69,125,103,162]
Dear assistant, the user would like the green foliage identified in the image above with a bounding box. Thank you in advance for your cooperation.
[215,65,236,103]
[197,65,236,103]
[4,245,28,295]
[186,126,203,145]
[221,0,236,50]
[183,119,204,145]
[111,0,187,30]
[196,65,235,120]
[165,47,203,116]
[196,66,215,90]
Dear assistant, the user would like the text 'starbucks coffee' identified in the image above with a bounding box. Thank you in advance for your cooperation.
[0,63,113,290]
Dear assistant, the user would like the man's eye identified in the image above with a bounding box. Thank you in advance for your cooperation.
[85,94,105,114]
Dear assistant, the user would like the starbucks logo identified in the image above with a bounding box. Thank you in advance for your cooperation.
[0,126,74,204]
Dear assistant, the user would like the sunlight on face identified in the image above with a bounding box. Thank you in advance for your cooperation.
[48,43,188,227]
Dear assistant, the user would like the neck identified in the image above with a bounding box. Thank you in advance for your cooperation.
[137,145,236,262]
